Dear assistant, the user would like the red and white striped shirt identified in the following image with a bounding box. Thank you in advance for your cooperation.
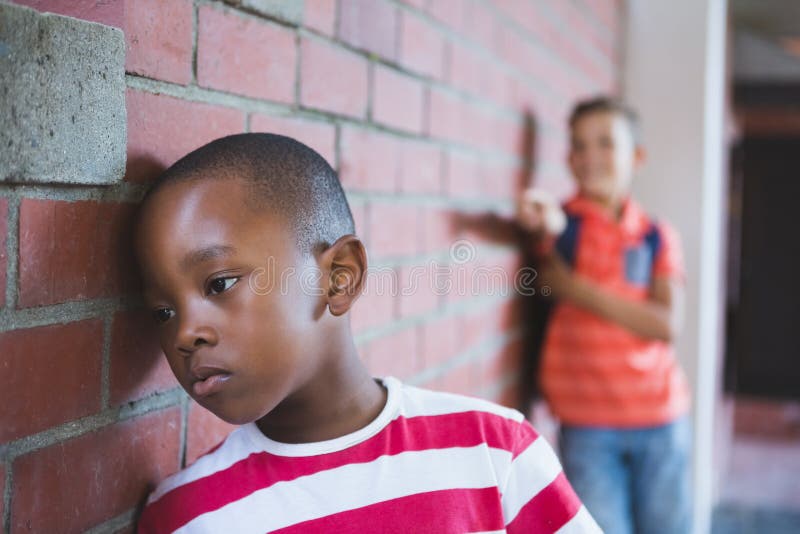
[138,377,599,533]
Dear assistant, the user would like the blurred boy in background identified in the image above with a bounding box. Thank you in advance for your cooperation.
[519,97,691,534]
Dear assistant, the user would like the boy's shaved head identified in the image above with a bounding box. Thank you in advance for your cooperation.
[144,133,354,255]
[569,96,642,145]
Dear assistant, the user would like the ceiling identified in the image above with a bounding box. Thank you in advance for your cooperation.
[730,0,800,83]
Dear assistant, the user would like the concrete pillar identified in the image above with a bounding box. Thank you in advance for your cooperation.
[622,1,728,532]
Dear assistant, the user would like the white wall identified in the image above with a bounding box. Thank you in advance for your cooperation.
[623,1,729,533]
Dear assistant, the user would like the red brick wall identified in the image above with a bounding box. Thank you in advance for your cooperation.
[1,0,622,531]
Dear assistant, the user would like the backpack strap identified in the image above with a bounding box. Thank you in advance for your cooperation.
[643,222,662,269]
[518,213,582,412]
[554,214,582,267]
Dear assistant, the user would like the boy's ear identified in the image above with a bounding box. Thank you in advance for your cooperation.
[319,235,368,317]
[633,145,647,169]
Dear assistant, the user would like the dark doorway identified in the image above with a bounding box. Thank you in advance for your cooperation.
[726,136,800,400]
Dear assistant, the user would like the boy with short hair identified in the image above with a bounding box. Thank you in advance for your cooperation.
[518,97,691,534]
[135,133,599,533]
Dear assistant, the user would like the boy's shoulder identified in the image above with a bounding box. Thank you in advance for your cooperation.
[562,195,682,240]
[147,380,528,499]
[138,380,554,533]
[396,378,524,423]
[392,379,535,452]
[145,424,255,507]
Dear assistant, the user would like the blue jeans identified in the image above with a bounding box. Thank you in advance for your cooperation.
[559,417,692,534]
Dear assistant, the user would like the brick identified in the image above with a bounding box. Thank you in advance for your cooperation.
[0,320,103,443]
[421,315,460,368]
[397,264,439,318]
[466,261,511,302]
[18,199,138,307]
[449,45,509,105]
[300,38,368,118]
[250,114,336,167]
[339,127,400,192]
[428,88,470,143]
[437,360,476,396]
[445,151,483,198]
[125,0,193,85]
[304,0,337,36]
[10,0,124,27]
[490,115,526,158]
[349,203,367,244]
[110,310,177,406]
[493,1,538,38]
[584,0,619,37]
[368,203,420,259]
[338,0,398,59]
[223,0,303,24]
[126,89,245,182]
[448,42,480,95]
[1,2,126,185]
[495,29,544,81]
[426,0,464,28]
[482,159,521,200]
[484,62,512,107]
[420,207,458,253]
[186,402,237,465]
[458,306,496,351]
[364,327,419,379]
[442,255,477,304]
[398,140,442,194]
[350,280,395,334]
[12,408,181,533]
[549,1,601,56]
[198,5,296,102]
[0,198,7,308]
[421,207,458,253]
[399,13,445,79]
[481,338,521,385]
[462,0,496,50]
[372,65,425,133]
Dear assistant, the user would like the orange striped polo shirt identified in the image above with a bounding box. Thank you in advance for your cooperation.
[539,195,690,427]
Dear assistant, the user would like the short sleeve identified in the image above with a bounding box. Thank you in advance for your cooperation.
[501,420,601,533]
[653,221,685,282]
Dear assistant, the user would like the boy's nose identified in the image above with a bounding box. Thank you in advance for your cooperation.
[174,316,218,355]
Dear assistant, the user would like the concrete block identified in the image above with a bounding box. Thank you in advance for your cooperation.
[223,0,304,25]
[0,2,126,184]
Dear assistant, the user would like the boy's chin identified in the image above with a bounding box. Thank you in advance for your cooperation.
[578,180,629,202]
[578,186,615,203]
[190,394,260,426]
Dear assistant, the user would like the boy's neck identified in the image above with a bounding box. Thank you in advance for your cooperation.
[580,190,628,221]
[255,331,387,444]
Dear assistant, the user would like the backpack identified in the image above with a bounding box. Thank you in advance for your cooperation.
[517,214,662,414]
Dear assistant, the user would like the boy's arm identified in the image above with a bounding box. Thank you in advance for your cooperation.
[539,253,684,343]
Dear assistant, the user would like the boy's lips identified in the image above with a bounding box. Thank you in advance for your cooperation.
[190,365,232,397]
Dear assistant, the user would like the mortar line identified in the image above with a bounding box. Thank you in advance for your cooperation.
[0,388,184,463]
[4,196,20,311]
[179,393,190,469]
[100,313,114,409]
[2,460,12,534]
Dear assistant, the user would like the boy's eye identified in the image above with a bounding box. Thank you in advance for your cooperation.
[207,276,240,295]
[153,308,175,324]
